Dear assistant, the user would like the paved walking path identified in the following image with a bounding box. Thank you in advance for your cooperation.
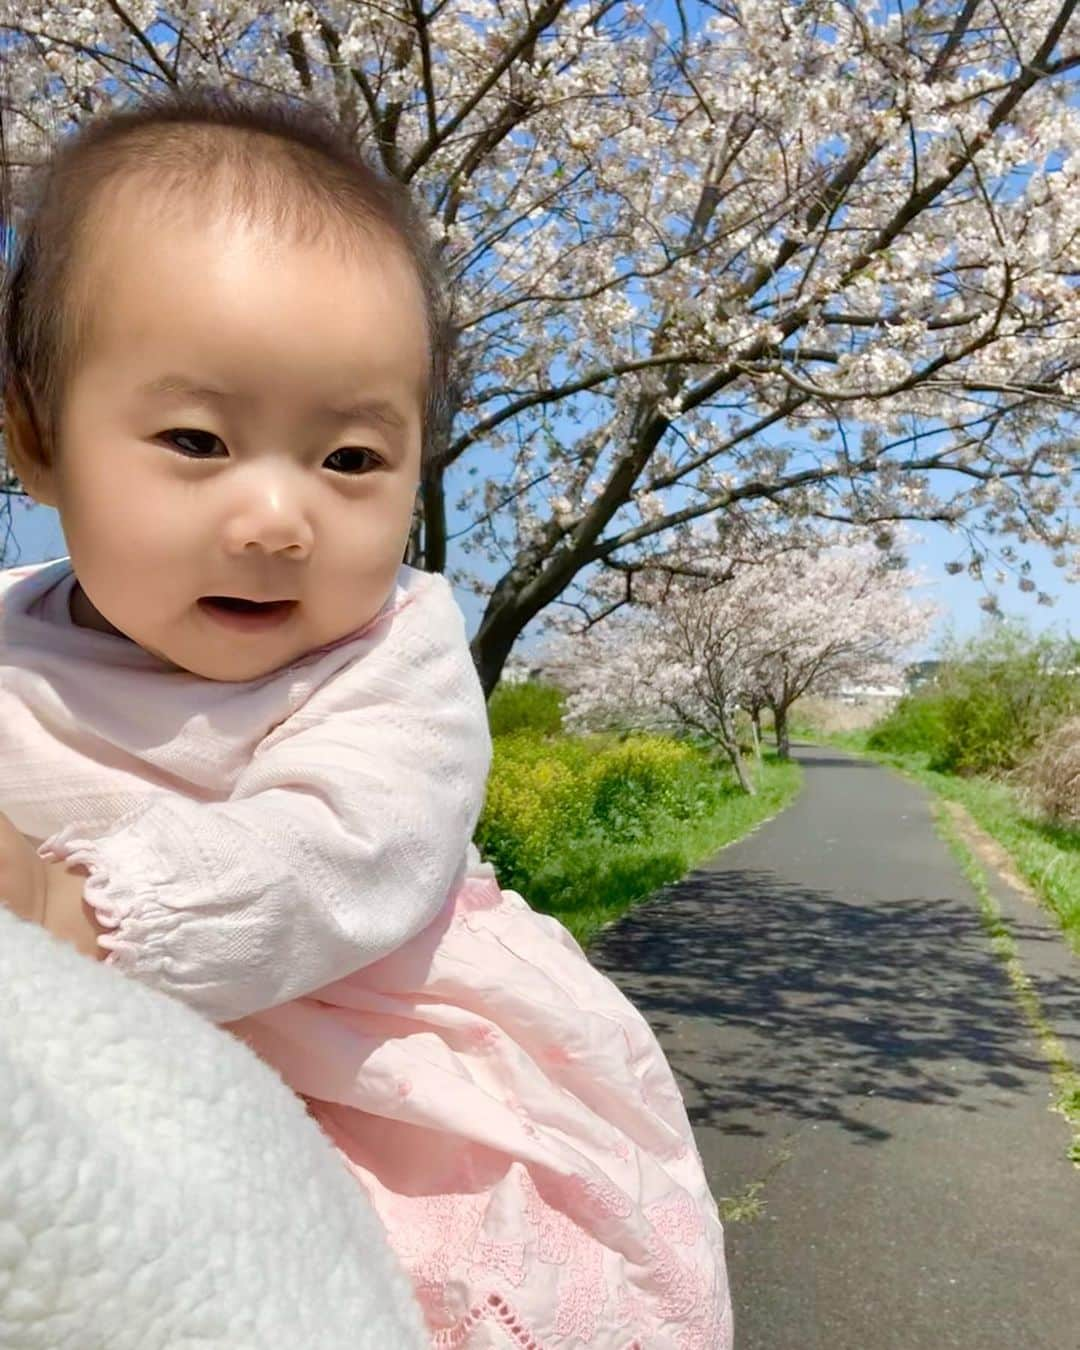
[589,746,1080,1350]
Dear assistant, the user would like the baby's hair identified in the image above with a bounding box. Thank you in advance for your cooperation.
[0,86,453,471]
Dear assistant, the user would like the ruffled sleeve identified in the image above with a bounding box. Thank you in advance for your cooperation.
[38,574,492,1024]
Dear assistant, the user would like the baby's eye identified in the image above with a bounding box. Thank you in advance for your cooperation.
[161,428,224,458]
[158,432,380,474]
[325,447,382,475]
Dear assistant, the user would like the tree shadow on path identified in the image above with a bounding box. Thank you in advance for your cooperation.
[590,866,1070,1146]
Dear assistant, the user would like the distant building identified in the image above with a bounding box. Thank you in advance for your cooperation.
[498,660,548,686]
[832,681,905,705]
[905,659,942,690]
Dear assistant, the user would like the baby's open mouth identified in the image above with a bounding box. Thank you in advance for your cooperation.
[198,596,298,629]
[202,596,293,612]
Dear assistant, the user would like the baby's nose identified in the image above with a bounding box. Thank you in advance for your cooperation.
[222,476,314,558]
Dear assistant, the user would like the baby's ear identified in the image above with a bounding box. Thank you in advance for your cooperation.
[3,379,57,507]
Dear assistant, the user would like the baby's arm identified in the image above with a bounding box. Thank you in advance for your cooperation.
[36,575,492,1023]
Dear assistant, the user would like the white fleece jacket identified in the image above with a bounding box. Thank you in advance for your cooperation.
[0,907,428,1350]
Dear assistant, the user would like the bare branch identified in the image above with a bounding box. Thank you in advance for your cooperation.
[402,0,570,181]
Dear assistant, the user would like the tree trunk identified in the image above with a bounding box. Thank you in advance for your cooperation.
[729,743,756,795]
[717,706,756,795]
[773,702,791,760]
[405,463,445,570]
[470,538,593,696]
[471,603,527,699]
[750,708,763,761]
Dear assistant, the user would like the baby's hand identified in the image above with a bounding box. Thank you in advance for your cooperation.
[0,813,48,925]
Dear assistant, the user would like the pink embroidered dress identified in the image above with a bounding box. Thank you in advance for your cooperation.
[0,558,733,1349]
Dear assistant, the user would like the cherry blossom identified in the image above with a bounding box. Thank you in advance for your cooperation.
[548,532,935,790]
[0,1,1077,691]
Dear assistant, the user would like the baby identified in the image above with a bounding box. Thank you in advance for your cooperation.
[0,89,732,1348]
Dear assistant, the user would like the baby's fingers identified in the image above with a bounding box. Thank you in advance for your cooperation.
[0,813,47,923]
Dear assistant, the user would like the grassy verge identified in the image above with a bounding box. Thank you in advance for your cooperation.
[933,802,1080,1165]
[479,737,802,951]
[562,755,802,951]
[902,767,1080,957]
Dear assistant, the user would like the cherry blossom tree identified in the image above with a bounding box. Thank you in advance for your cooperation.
[544,520,806,790]
[550,566,772,793]
[548,530,933,788]
[738,543,937,757]
[2,1,1079,693]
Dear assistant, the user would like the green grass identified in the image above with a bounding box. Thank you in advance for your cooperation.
[910,770,1080,957]
[785,718,871,755]
[933,801,1080,1166]
[524,754,803,951]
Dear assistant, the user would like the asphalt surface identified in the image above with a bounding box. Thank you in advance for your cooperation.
[589,745,1080,1350]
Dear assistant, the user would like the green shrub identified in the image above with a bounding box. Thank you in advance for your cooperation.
[476,732,728,891]
[932,626,1079,775]
[486,679,565,738]
[868,624,1080,777]
[584,736,725,842]
[475,732,590,886]
[867,690,950,762]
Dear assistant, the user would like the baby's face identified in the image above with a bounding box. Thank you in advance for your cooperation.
[36,193,429,681]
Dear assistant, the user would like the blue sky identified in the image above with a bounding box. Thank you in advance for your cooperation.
[3,0,1078,660]
[5,492,1077,661]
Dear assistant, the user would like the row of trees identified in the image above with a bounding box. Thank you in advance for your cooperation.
[544,528,935,791]
[2,1,1079,690]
